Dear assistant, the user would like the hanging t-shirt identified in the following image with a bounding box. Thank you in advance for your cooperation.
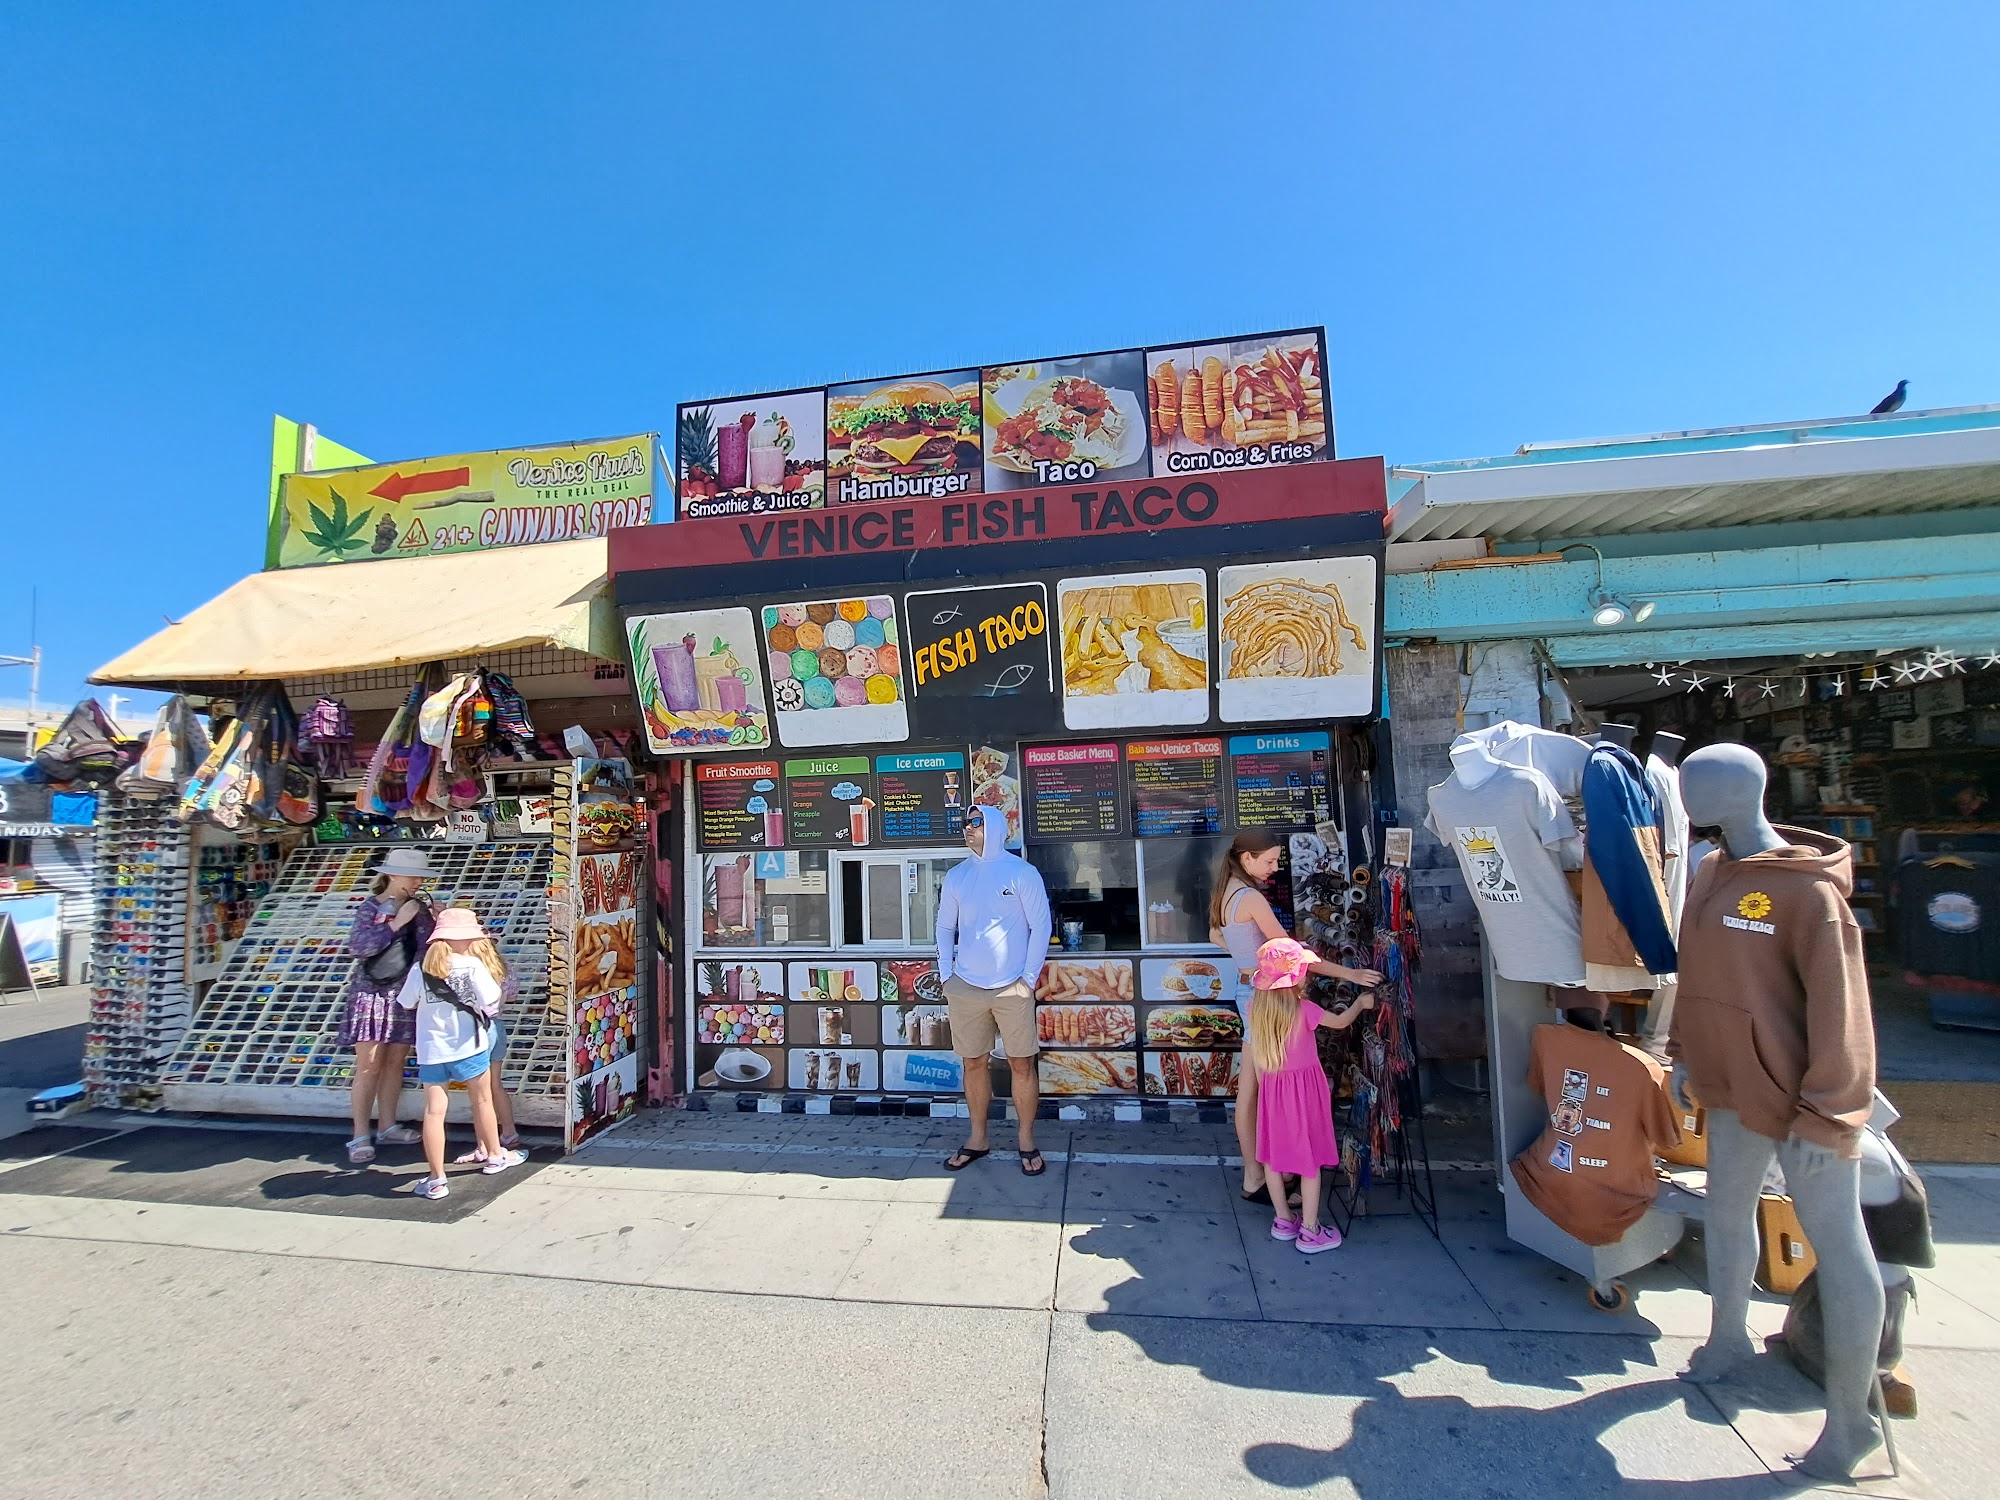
[1465,721,1592,799]
[1426,764,1586,986]
[1645,753,1691,939]
[1510,1023,1681,1245]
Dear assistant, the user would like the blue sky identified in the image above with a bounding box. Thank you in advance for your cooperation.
[3,2,1995,708]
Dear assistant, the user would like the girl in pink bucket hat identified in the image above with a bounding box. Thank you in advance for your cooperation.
[396,907,526,1199]
[1247,937,1376,1253]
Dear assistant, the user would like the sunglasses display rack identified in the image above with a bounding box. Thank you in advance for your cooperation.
[84,801,196,1107]
[193,838,285,978]
[157,839,566,1123]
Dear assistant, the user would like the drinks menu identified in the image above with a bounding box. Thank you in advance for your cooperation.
[1126,739,1224,837]
[695,761,784,849]
[1022,743,1124,840]
[783,757,876,847]
[874,751,967,844]
[1228,732,1330,829]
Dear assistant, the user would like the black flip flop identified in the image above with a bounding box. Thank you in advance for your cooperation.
[944,1147,991,1171]
[1019,1148,1046,1177]
[1240,1183,1274,1206]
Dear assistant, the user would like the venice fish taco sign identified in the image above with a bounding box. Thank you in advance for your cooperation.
[269,434,659,568]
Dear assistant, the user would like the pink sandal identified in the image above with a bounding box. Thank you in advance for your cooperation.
[1270,1216,1301,1241]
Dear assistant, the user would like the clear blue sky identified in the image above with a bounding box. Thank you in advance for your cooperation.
[3,3,1995,708]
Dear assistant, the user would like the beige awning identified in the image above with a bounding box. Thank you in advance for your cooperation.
[91,538,618,687]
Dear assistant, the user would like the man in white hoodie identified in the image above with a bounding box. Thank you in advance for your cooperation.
[938,803,1053,1175]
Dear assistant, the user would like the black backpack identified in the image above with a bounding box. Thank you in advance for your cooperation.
[36,699,138,787]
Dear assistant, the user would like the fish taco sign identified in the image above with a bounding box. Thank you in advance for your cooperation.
[269,434,660,568]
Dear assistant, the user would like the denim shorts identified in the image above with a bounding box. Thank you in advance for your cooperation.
[418,1049,491,1086]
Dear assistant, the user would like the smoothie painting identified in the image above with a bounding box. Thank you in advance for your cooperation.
[629,608,773,755]
[677,391,827,519]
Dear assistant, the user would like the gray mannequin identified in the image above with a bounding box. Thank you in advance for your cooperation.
[1670,742,1884,1480]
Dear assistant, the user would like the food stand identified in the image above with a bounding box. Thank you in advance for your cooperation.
[619,376,1389,1111]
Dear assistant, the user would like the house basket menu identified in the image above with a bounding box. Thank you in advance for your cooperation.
[1022,744,1124,840]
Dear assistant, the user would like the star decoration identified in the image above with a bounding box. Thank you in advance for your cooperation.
[1829,675,1847,696]
[1892,659,1919,685]
[1914,654,1945,681]
[1683,672,1710,692]
[1759,679,1779,698]
[1861,669,1887,691]
[1722,678,1737,696]
[1978,651,2000,671]
[1933,650,1967,675]
[1651,665,1677,687]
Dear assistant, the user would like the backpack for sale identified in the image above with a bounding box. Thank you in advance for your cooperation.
[299,697,354,780]
[361,667,442,817]
[484,670,538,759]
[36,699,138,787]
[116,695,213,798]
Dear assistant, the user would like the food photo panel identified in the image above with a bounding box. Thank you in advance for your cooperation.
[629,608,773,754]
[1217,556,1377,721]
[882,1048,966,1094]
[884,1002,953,1050]
[694,1043,784,1090]
[826,371,983,505]
[1034,957,1134,1005]
[981,351,1151,491]
[1139,956,1246,1009]
[1058,571,1210,730]
[761,596,910,748]
[676,391,827,518]
[1039,1050,1141,1097]
[1035,1003,1136,1049]
[1145,331,1330,474]
[785,1001,880,1048]
[787,1047,880,1092]
[1142,1050,1242,1099]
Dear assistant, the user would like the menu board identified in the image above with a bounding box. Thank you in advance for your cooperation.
[1228,732,1330,829]
[782,757,875,847]
[1126,738,1224,837]
[874,750,967,844]
[1022,743,1124,840]
[694,761,784,850]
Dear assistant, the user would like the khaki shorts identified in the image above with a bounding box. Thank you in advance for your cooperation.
[943,974,1039,1060]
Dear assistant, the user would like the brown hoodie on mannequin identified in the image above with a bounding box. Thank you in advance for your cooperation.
[1667,827,1874,1156]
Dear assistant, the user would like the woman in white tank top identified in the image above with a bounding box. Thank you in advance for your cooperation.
[1208,831,1383,1203]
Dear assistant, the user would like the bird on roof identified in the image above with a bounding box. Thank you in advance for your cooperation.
[1870,380,1909,415]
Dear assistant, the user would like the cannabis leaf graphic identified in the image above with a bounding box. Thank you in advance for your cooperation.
[302,489,374,560]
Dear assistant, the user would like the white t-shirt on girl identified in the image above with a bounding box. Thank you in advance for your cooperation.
[396,955,502,1066]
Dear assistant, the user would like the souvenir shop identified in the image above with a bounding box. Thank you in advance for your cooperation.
[611,456,1429,1195]
[84,534,664,1149]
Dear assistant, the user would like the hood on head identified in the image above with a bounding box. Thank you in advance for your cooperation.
[973,802,1009,859]
[1733,826,1854,897]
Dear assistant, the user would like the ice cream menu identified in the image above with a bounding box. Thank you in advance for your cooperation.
[1126,739,1224,836]
[695,760,784,850]
[1228,732,1330,829]
[874,751,966,844]
[1022,743,1124,840]
[783,757,875,847]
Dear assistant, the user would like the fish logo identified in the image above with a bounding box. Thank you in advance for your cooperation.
[982,662,1036,696]
[1738,891,1773,921]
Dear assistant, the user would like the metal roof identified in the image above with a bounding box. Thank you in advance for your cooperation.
[1387,410,2000,544]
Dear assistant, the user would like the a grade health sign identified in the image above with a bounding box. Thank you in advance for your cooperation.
[270,434,659,568]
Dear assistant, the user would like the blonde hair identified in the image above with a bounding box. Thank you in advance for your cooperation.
[1247,983,1306,1074]
[420,910,509,986]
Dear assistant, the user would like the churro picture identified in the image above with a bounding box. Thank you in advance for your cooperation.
[1216,557,1378,722]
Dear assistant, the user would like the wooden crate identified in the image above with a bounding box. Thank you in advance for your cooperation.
[1755,1194,1817,1294]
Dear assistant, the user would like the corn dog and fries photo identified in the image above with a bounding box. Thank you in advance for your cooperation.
[1146,333,1328,472]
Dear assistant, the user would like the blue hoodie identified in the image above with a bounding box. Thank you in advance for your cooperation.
[936,803,1052,989]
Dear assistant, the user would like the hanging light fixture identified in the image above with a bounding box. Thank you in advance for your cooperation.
[1562,543,1657,628]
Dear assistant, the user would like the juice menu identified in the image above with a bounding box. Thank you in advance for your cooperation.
[1126,739,1224,837]
[1022,743,1124,840]
[874,750,967,844]
[695,761,783,849]
[783,757,875,847]
[1228,732,1330,829]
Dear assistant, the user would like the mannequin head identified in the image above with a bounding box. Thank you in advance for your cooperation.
[1680,743,1786,857]
[1449,734,1504,789]
[1649,731,1686,767]
[1593,721,1637,750]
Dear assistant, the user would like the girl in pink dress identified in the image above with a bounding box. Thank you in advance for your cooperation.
[1248,937,1376,1253]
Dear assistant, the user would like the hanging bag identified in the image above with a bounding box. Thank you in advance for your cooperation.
[36,699,137,787]
[421,968,493,1047]
[359,915,424,986]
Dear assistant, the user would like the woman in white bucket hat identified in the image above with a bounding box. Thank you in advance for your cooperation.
[341,846,437,1163]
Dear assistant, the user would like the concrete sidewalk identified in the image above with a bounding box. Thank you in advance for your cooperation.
[3,1109,1995,1497]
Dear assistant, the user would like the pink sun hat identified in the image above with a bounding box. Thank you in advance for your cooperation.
[1252,937,1317,991]
[430,907,489,943]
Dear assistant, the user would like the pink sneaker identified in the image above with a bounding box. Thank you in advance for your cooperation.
[1296,1223,1343,1254]
[1270,1216,1301,1241]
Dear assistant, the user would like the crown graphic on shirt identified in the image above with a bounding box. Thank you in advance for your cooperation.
[1462,835,1497,853]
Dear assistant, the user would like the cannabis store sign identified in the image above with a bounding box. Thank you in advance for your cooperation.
[268,434,659,568]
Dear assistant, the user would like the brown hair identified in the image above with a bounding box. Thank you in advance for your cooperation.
[1209,830,1285,930]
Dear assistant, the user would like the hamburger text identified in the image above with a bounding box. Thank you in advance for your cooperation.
[839,472,974,503]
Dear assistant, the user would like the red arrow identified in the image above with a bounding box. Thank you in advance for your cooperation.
[369,466,471,503]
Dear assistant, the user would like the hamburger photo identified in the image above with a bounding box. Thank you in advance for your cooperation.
[827,378,981,482]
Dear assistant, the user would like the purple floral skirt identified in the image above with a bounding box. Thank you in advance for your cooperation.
[340,979,417,1048]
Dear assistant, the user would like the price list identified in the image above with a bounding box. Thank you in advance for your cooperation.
[695,761,783,849]
[1023,743,1124,840]
[1228,733,1331,829]
[1126,739,1224,837]
[783,757,875,848]
[874,750,967,844]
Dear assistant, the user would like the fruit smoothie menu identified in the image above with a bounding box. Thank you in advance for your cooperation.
[1126,738,1224,837]
[695,761,784,850]
[1022,743,1124,840]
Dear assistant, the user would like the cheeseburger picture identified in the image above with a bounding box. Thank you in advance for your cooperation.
[826,372,983,503]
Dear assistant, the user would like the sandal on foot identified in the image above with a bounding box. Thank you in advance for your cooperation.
[415,1176,450,1201]
[345,1136,376,1165]
[499,1132,522,1150]
[1241,1183,1274,1206]
[1019,1148,1046,1177]
[374,1124,421,1146]
[453,1148,489,1166]
[481,1149,528,1176]
[944,1147,990,1171]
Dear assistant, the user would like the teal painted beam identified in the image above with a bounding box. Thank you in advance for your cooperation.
[1387,530,2000,642]
[1541,611,2000,666]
